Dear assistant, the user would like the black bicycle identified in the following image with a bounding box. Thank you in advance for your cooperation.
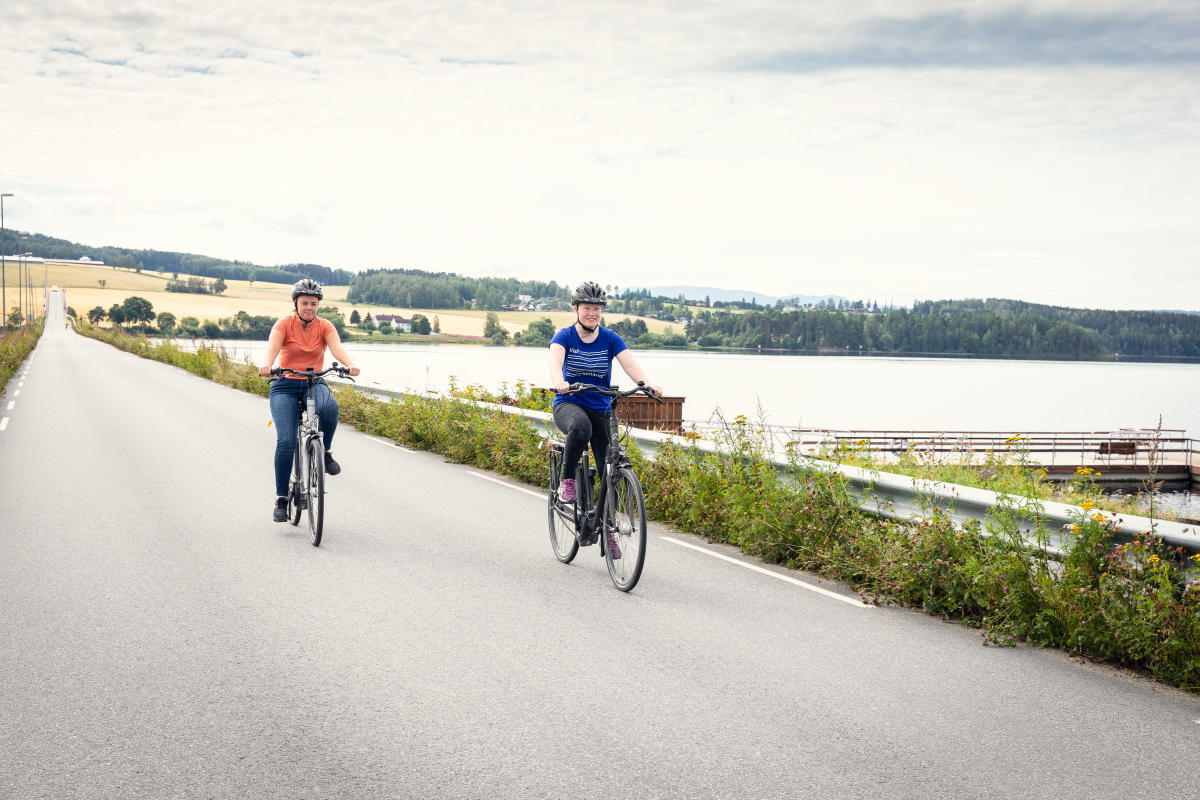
[546,383,661,592]
[269,363,353,546]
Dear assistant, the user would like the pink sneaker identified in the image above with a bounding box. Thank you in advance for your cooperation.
[557,478,576,503]
[607,530,622,559]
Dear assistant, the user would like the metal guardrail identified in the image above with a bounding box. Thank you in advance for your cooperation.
[352,385,1200,558]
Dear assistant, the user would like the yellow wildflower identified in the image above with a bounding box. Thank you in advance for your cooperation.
[1080,500,1095,511]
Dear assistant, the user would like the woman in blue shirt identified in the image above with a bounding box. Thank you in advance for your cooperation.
[548,281,663,504]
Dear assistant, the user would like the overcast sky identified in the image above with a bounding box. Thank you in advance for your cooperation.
[4,1,1198,309]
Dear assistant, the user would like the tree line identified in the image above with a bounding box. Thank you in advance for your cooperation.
[346,268,569,310]
[87,296,350,340]
[8,231,353,286]
[685,301,1200,359]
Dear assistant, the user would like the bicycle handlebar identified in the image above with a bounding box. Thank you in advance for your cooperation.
[560,382,664,404]
[268,362,356,382]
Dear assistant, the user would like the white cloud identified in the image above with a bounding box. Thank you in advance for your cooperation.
[2,1,1199,308]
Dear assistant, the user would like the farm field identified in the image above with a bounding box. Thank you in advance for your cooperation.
[9,259,682,337]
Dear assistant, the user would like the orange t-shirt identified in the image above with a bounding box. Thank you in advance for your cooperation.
[274,315,334,378]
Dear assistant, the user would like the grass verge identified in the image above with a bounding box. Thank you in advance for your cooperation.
[1,323,45,394]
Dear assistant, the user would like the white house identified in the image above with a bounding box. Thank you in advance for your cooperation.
[375,314,412,332]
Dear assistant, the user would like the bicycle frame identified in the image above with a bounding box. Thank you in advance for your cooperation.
[291,386,322,508]
[574,412,632,542]
[553,383,655,544]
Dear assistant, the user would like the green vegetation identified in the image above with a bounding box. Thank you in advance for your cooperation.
[89,294,350,340]
[347,268,567,310]
[686,300,1200,359]
[83,324,1200,692]
[166,276,227,294]
[1,323,43,394]
[644,418,1200,688]
[512,317,555,348]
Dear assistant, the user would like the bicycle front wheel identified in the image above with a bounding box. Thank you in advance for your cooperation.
[287,477,303,526]
[604,468,647,592]
[548,448,578,564]
[287,430,304,525]
[304,436,325,546]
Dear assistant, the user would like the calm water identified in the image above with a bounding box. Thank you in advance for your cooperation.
[215,340,1200,435]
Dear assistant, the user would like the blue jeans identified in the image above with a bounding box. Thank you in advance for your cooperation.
[269,378,339,497]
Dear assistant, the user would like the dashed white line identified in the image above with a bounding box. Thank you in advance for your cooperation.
[367,437,414,453]
[0,418,8,431]
[13,389,20,396]
[5,401,13,410]
[661,536,869,608]
[467,471,546,499]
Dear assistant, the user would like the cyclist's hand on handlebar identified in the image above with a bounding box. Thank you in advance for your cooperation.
[553,380,571,393]
[259,365,274,378]
[636,381,664,398]
[347,366,361,377]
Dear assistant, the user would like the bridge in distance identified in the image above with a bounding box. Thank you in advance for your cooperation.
[1,292,1198,798]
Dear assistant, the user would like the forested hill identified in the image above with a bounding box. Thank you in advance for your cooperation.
[7,231,353,286]
[686,299,1200,359]
[346,268,569,310]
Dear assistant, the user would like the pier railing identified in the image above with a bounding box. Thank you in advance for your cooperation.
[776,427,1196,470]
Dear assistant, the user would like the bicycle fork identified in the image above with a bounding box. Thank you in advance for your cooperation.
[292,406,315,508]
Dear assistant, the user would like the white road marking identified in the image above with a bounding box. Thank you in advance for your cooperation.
[6,401,13,410]
[0,418,8,431]
[367,437,414,453]
[12,390,19,397]
[468,471,546,499]
[661,536,869,608]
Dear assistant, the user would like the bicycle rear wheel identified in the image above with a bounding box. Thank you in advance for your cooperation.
[304,435,325,546]
[547,446,578,563]
[604,468,647,592]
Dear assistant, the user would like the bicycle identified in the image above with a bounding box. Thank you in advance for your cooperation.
[546,382,662,592]
[269,363,353,546]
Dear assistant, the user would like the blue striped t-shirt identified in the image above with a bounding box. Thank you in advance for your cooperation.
[551,325,629,412]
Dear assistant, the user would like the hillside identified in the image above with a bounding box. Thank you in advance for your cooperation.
[13,258,681,339]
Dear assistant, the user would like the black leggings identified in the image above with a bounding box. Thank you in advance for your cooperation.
[553,403,611,484]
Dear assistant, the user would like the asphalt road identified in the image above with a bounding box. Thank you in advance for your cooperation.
[2,296,1198,799]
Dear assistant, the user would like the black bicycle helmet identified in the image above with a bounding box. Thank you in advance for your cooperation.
[571,281,607,306]
[291,278,324,301]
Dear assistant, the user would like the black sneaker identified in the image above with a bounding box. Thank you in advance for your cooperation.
[324,451,341,475]
[273,497,288,522]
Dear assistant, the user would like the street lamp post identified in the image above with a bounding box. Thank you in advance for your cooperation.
[1,192,11,331]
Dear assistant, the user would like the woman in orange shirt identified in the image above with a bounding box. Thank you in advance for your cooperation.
[258,279,360,522]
